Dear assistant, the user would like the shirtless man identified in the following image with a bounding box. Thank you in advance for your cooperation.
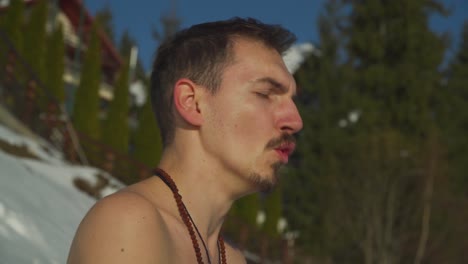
[67,17,302,263]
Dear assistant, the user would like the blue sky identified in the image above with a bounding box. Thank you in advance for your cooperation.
[86,0,467,70]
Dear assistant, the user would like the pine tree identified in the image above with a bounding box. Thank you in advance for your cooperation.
[235,194,260,228]
[102,57,130,154]
[346,0,446,136]
[132,96,163,172]
[441,21,468,194]
[232,192,261,252]
[45,23,65,103]
[72,22,102,141]
[23,0,48,81]
[2,0,25,53]
[119,30,134,58]
[262,187,282,237]
[94,4,115,44]
[429,23,468,261]
[327,0,447,262]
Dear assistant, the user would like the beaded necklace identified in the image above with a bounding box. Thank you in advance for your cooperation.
[154,168,227,264]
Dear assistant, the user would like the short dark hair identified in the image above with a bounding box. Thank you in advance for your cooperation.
[150,17,296,146]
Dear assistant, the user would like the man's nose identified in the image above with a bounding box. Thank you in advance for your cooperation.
[277,100,303,134]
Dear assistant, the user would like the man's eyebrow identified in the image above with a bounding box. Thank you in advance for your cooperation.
[254,77,290,94]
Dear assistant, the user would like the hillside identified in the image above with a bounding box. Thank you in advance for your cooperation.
[0,123,123,264]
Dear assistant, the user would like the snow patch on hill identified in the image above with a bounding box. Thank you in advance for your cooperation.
[0,124,123,264]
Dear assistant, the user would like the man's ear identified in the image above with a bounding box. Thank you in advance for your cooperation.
[173,78,203,126]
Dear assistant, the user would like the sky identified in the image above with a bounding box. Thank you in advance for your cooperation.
[86,0,467,71]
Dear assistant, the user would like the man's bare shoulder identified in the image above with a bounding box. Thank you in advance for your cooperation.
[67,190,170,264]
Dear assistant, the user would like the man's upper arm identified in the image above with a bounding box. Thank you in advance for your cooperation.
[67,192,169,264]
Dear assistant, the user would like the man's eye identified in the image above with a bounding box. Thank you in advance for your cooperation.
[255,92,269,99]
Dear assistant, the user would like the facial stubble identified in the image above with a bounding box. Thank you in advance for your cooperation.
[248,161,284,192]
[248,133,296,192]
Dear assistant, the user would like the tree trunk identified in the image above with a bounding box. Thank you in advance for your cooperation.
[414,133,438,264]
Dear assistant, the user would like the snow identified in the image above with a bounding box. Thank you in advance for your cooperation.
[0,124,123,264]
[130,80,147,107]
[283,42,316,74]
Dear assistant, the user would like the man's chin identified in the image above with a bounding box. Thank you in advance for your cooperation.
[248,162,283,193]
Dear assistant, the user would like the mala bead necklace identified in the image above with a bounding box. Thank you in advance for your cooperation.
[154,168,227,264]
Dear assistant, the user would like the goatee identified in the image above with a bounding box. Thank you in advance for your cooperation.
[248,161,283,193]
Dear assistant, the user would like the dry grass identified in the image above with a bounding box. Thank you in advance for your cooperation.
[0,138,39,160]
[73,173,110,199]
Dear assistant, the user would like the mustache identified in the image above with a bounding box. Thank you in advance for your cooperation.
[265,133,296,150]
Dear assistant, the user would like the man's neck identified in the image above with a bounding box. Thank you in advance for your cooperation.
[157,147,236,245]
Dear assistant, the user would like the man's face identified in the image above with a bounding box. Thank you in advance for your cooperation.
[201,38,303,193]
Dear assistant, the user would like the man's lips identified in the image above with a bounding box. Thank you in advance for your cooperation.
[274,142,296,163]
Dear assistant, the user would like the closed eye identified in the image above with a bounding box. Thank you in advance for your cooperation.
[255,92,270,99]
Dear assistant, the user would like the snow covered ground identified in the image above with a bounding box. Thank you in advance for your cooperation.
[0,124,123,264]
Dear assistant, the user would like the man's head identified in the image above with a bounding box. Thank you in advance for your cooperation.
[150,17,297,147]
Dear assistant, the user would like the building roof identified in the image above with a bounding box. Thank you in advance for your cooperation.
[59,0,122,71]
[0,0,123,76]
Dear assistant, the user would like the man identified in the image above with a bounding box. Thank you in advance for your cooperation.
[67,17,302,263]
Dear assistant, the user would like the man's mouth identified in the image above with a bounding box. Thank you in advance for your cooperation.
[274,142,296,163]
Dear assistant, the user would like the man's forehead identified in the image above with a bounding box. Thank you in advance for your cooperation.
[204,37,296,99]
